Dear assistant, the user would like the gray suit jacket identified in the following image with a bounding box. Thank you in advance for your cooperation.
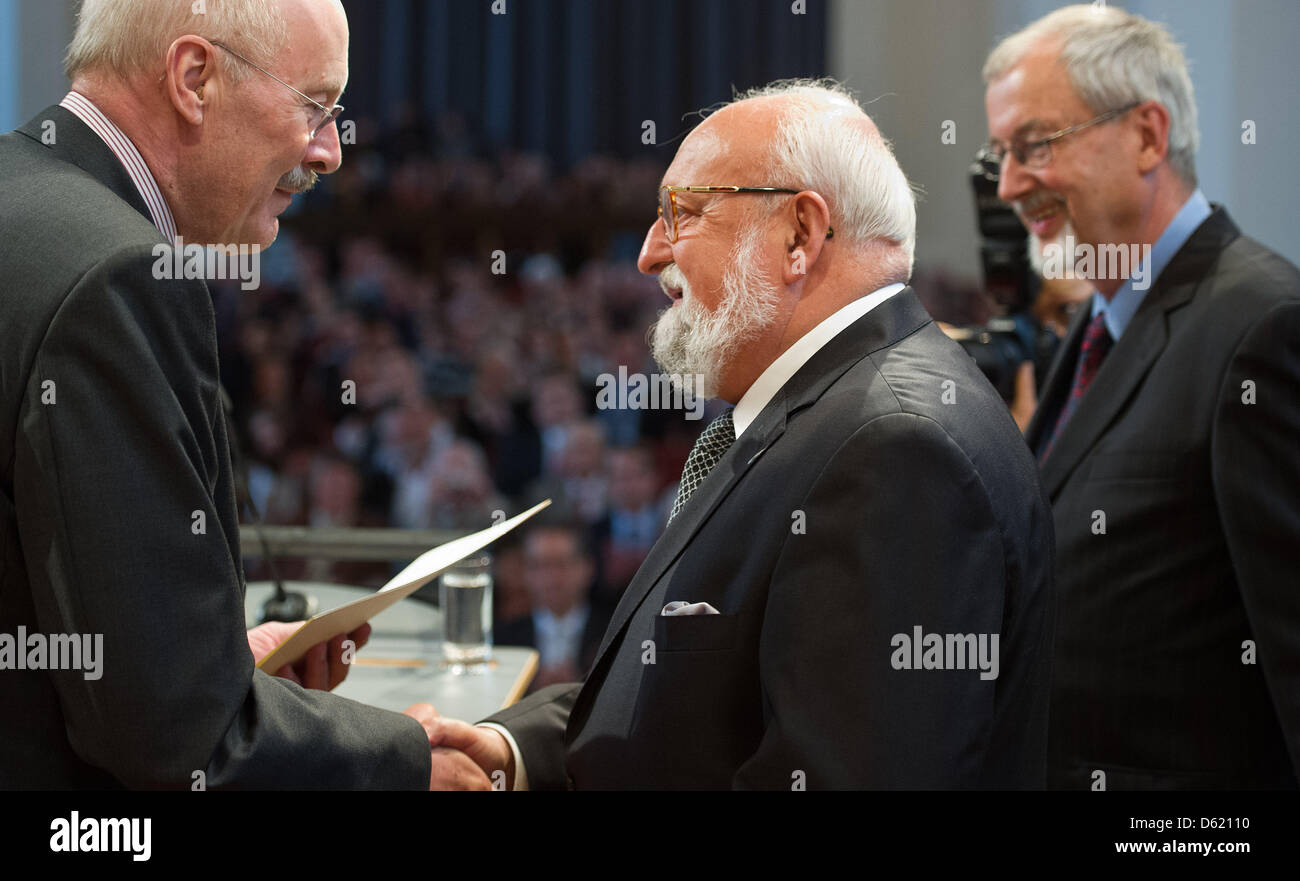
[1027,207,1300,789]
[0,106,429,789]
[487,290,1057,789]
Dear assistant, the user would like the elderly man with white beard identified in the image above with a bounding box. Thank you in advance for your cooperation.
[436,80,1057,789]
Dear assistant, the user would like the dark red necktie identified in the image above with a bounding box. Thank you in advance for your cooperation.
[1040,312,1112,461]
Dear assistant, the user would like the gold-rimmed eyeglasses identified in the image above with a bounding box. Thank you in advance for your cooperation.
[210,40,345,138]
[658,185,833,243]
[981,101,1141,169]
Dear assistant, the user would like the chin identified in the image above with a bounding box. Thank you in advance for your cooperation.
[237,218,278,250]
[1028,218,1077,278]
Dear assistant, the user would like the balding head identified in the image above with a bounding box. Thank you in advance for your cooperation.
[697,81,916,276]
[64,0,349,250]
[67,0,289,82]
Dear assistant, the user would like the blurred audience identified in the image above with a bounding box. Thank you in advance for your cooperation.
[218,120,707,627]
[589,444,668,613]
[496,524,611,691]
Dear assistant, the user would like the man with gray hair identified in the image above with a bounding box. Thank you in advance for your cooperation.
[984,4,1300,788]
[437,80,1057,789]
[0,0,488,789]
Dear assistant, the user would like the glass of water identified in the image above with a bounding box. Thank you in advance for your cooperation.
[440,552,493,673]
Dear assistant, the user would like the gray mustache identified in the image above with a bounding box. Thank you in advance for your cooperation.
[278,166,318,194]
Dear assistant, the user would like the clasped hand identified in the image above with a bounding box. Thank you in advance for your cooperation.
[246,621,513,790]
[400,703,515,790]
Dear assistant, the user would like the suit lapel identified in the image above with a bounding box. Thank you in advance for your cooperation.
[17,105,155,227]
[1036,207,1241,499]
[1037,298,1169,497]
[580,401,787,680]
[566,289,933,741]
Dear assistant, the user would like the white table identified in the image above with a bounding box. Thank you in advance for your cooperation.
[245,581,537,721]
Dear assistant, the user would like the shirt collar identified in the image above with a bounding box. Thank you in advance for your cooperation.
[733,283,905,438]
[534,604,589,634]
[1090,188,1211,340]
[59,91,177,241]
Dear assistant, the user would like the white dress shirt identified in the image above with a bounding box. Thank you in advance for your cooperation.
[732,282,905,436]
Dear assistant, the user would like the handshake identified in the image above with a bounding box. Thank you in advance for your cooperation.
[401,704,516,791]
[249,619,518,791]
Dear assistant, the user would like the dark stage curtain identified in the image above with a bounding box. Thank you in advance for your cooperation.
[341,0,828,166]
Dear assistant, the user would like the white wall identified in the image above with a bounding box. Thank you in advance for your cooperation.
[829,0,1300,280]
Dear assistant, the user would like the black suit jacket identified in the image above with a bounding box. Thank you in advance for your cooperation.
[0,106,429,788]
[1026,207,1300,789]
[485,289,1057,789]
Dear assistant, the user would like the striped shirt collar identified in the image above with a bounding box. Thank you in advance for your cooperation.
[59,90,177,241]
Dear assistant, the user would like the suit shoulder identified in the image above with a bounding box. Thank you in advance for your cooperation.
[0,132,164,277]
[810,322,1036,484]
[1198,232,1300,317]
[0,139,187,363]
[495,617,536,648]
[867,323,1020,441]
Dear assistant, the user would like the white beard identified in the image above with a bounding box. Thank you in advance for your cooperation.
[1028,217,1077,277]
[650,225,781,400]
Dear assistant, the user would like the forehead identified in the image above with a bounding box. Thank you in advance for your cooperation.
[280,0,350,95]
[985,41,1090,136]
[662,106,768,186]
[663,129,728,186]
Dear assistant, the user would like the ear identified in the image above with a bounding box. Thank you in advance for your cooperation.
[164,36,216,127]
[781,190,833,286]
[1132,100,1171,176]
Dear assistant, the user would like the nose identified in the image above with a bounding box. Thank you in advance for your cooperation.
[637,218,672,276]
[996,152,1036,205]
[306,118,344,175]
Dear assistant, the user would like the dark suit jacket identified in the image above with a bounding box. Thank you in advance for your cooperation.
[485,289,1057,789]
[0,106,429,788]
[1026,207,1300,790]
[495,603,610,681]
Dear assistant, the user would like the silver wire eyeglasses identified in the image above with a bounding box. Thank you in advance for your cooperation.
[210,40,344,138]
[981,102,1141,168]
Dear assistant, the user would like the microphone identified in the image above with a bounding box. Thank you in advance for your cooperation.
[250,503,313,623]
[218,386,315,623]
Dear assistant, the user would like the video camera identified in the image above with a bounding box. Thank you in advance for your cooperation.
[948,148,1060,402]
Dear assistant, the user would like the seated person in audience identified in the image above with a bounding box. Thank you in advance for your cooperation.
[496,524,611,691]
[588,444,665,613]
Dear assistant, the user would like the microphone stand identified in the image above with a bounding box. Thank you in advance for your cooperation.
[218,386,315,623]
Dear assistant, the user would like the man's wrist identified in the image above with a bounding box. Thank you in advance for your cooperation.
[476,722,528,790]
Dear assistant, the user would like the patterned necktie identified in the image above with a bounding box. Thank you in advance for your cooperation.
[669,408,736,522]
[1040,311,1113,461]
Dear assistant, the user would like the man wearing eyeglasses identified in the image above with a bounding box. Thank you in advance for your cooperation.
[984,5,1300,789]
[0,0,488,789]
[438,81,1057,789]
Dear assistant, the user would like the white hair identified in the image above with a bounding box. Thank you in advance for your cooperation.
[721,79,917,283]
[983,4,1199,187]
[65,0,288,83]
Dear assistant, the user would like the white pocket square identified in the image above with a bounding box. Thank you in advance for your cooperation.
[661,601,720,616]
